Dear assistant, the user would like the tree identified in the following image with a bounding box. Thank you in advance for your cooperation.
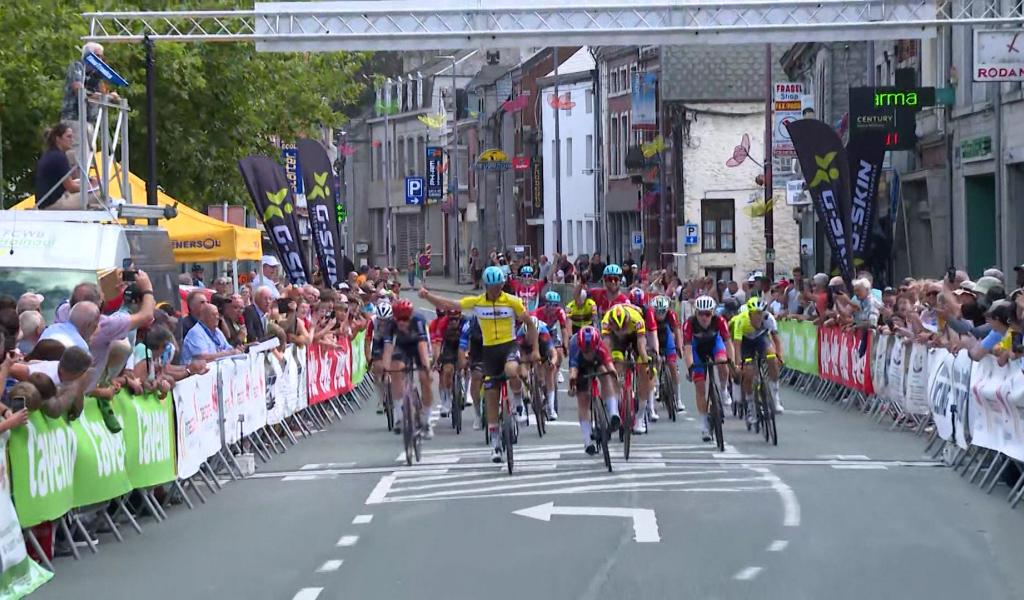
[0,0,369,208]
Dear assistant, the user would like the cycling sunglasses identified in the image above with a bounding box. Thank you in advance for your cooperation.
[603,275,621,284]
[697,310,713,318]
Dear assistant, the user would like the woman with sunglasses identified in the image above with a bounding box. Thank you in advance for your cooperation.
[682,296,735,442]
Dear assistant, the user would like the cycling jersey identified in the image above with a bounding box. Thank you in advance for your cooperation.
[509,279,546,307]
[516,320,551,349]
[568,334,614,370]
[588,288,629,313]
[600,304,647,337]
[683,315,731,346]
[458,317,482,352]
[532,306,567,344]
[459,292,528,346]
[730,310,778,341]
[381,314,430,350]
[566,298,598,331]
[429,315,463,346]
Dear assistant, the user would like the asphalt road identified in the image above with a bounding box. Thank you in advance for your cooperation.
[33,293,1024,600]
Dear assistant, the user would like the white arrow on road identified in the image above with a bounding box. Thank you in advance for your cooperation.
[512,502,661,543]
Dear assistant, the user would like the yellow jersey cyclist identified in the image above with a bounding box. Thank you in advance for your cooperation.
[420,266,539,464]
[600,303,654,435]
[566,288,598,334]
[731,296,786,423]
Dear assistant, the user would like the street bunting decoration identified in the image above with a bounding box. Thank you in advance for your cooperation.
[239,155,312,285]
[297,139,354,287]
[417,113,446,129]
[786,118,855,282]
[632,72,658,131]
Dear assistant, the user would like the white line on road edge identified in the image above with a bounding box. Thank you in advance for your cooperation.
[336,535,359,547]
[365,474,396,505]
[747,466,801,527]
[283,475,331,482]
[513,502,661,543]
[733,566,763,581]
[293,587,323,599]
[767,540,789,552]
[352,514,374,524]
[301,462,356,470]
[831,464,888,470]
[317,560,344,572]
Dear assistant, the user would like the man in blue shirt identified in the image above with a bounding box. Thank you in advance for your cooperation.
[182,304,239,364]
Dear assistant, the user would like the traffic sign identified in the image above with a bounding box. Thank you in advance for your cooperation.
[631,231,643,250]
[683,222,699,246]
[405,176,424,205]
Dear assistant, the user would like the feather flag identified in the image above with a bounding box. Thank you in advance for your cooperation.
[641,135,666,158]
[502,93,529,113]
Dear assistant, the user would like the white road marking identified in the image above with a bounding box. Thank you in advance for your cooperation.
[317,559,344,572]
[831,464,888,470]
[301,462,356,470]
[733,566,763,581]
[365,474,396,505]
[283,475,331,481]
[336,535,359,547]
[816,454,870,460]
[513,502,661,543]
[767,540,789,552]
[352,514,374,524]
[748,466,801,527]
[293,588,323,600]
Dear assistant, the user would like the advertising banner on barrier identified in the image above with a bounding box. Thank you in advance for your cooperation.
[307,337,353,404]
[928,348,972,449]
[350,330,368,387]
[120,393,176,489]
[817,326,874,394]
[778,320,819,375]
[969,357,1011,454]
[174,369,221,480]
[871,333,891,399]
[7,412,77,527]
[885,336,905,408]
[265,353,287,427]
[71,397,131,507]
[1000,365,1024,461]
[0,435,53,598]
[904,343,931,415]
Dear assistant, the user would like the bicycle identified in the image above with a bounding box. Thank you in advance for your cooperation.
[483,372,518,475]
[693,356,728,452]
[380,372,395,432]
[521,358,547,437]
[749,350,778,446]
[656,354,677,422]
[614,351,646,462]
[577,370,615,472]
[451,367,465,434]
[387,364,425,466]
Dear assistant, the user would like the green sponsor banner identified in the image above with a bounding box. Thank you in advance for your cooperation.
[0,556,53,600]
[119,391,176,489]
[778,319,819,376]
[7,411,77,528]
[0,435,53,598]
[71,397,132,507]
[351,330,368,387]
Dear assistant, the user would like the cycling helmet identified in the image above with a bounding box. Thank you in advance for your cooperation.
[530,315,542,328]
[629,287,647,307]
[576,326,600,353]
[392,299,414,321]
[652,295,671,314]
[482,266,506,287]
[747,297,768,313]
[608,304,630,329]
[375,302,393,320]
[722,298,740,314]
[545,290,561,304]
[694,295,716,312]
[577,288,588,302]
[603,264,623,277]
[520,265,535,277]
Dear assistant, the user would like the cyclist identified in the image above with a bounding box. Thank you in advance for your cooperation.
[510,265,546,309]
[651,295,685,413]
[584,264,630,316]
[369,301,393,415]
[628,287,662,423]
[566,287,598,334]
[430,308,464,420]
[601,303,653,435]
[380,299,435,438]
[682,295,734,442]
[532,290,570,420]
[420,266,538,463]
[458,315,485,430]
[516,315,557,421]
[731,296,785,423]
[568,326,621,455]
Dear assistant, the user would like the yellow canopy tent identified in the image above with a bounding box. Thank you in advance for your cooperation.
[14,168,262,264]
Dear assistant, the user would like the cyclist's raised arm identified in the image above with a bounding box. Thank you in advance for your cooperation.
[418,287,462,312]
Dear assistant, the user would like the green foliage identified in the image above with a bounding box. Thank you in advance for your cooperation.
[0,0,369,208]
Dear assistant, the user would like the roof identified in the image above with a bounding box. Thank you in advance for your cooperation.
[466,64,515,91]
[546,47,594,77]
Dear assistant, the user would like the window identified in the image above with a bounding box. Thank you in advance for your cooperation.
[552,139,558,176]
[585,135,594,170]
[610,115,619,176]
[701,198,735,253]
[620,116,629,174]
[576,221,584,255]
[586,221,595,254]
[566,137,573,177]
[585,88,594,114]
[611,70,619,93]
[564,90,572,116]
[566,219,574,254]
[371,144,378,181]
[397,138,406,178]
[386,140,393,179]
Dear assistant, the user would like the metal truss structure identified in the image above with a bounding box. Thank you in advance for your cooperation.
[84,1,1024,50]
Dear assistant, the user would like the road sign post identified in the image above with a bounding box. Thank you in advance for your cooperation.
[405,176,425,205]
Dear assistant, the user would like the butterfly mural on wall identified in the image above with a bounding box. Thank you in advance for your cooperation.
[547,93,575,110]
[725,133,763,168]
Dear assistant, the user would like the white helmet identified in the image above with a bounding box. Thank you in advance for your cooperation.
[375,302,393,320]
[694,295,716,312]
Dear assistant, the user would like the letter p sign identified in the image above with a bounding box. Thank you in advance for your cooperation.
[405,176,425,205]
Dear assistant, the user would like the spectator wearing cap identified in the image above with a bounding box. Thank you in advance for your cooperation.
[191,264,206,288]
[983,267,1006,285]
[253,255,282,299]
[969,300,1016,362]
[356,264,370,286]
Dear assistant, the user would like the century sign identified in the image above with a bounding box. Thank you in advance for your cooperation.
[849,74,935,150]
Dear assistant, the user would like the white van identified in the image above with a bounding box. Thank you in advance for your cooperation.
[0,210,178,318]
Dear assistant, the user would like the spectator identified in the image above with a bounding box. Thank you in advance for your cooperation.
[470,248,483,289]
[16,292,44,315]
[60,42,117,160]
[1015,263,1024,289]
[839,277,881,330]
[575,253,590,281]
[728,280,744,304]
[34,124,96,210]
[191,264,206,288]
[85,270,156,390]
[277,297,311,347]
[245,286,274,343]
[17,311,45,355]
[252,255,282,299]
[181,304,238,363]
[219,294,247,347]
[11,346,94,419]
[983,267,1006,286]
[41,301,98,350]
[177,273,193,286]
[639,259,650,284]
[179,290,208,338]
[418,244,432,282]
[537,254,551,282]
[355,264,369,286]
[213,276,232,296]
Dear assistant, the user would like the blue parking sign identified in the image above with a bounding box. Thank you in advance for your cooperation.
[405,177,425,205]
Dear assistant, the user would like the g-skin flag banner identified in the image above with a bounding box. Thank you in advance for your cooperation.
[238,156,311,285]
[786,118,855,283]
[845,130,887,269]
[296,139,354,287]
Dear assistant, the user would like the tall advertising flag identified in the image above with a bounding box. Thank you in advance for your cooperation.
[846,130,886,267]
[239,156,311,285]
[296,139,353,287]
[786,119,855,282]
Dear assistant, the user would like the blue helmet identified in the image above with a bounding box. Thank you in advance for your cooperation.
[483,266,506,287]
[520,265,535,277]
[545,290,561,304]
[603,264,623,277]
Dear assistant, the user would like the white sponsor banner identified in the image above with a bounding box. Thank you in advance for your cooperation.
[244,353,268,436]
[1001,364,1024,461]
[173,369,220,480]
[295,346,309,411]
[885,336,905,407]
[871,333,891,400]
[265,354,287,427]
[903,343,930,415]
[968,357,1010,454]
[928,348,954,442]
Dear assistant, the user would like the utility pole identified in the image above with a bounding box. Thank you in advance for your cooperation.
[449,57,460,283]
[383,79,393,268]
[763,44,775,282]
[553,46,563,255]
[144,35,158,226]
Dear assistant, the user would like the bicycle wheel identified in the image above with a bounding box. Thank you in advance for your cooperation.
[661,369,677,422]
[402,394,414,466]
[763,378,778,447]
[534,372,546,437]
[452,372,463,434]
[411,389,423,462]
[384,381,394,432]
[502,403,515,475]
[593,397,613,473]
[622,373,634,461]
[708,374,725,452]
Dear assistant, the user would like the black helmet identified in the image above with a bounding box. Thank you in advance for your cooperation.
[723,298,740,313]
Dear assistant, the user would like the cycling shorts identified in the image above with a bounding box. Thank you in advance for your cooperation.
[438,340,459,365]
[691,335,727,382]
[391,345,425,369]
[740,334,772,363]
[467,338,484,372]
[658,329,678,363]
[370,338,385,361]
[608,333,639,361]
[482,341,521,387]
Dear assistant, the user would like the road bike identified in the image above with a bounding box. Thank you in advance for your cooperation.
[451,367,465,434]
[694,356,728,452]
[380,372,395,432]
[484,372,519,475]
[388,363,425,466]
[749,349,778,446]
[655,354,677,422]
[522,358,547,437]
[577,370,615,472]
[615,350,646,462]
